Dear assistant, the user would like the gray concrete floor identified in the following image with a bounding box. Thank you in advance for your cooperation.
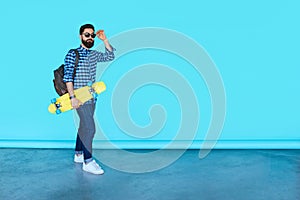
[0,149,300,200]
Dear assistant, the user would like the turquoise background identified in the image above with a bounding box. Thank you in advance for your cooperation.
[0,0,299,148]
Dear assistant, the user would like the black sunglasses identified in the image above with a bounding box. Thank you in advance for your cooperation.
[83,32,96,38]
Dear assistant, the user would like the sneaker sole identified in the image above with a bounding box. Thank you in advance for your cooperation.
[82,167,104,175]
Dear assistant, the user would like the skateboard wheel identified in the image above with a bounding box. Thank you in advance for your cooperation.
[93,93,98,99]
[51,98,57,104]
[56,109,62,114]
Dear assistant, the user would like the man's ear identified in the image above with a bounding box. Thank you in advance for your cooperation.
[79,35,82,40]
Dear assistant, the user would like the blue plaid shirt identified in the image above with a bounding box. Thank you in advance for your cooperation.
[63,45,115,89]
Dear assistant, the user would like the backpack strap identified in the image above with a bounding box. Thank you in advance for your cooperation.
[72,49,79,81]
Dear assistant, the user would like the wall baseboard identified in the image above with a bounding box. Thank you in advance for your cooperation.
[1,140,300,149]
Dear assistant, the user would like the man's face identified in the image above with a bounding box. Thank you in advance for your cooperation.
[81,28,95,49]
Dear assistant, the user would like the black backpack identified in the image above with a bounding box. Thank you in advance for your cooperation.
[53,49,79,96]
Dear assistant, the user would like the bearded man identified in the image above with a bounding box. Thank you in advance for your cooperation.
[63,24,115,175]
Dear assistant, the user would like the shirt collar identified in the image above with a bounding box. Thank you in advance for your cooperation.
[78,45,91,54]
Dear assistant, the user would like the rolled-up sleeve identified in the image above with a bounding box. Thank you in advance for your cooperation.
[63,50,76,83]
[96,46,116,62]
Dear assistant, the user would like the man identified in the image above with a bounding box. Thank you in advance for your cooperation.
[63,24,115,175]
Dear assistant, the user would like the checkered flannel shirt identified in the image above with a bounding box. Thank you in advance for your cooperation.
[63,45,115,89]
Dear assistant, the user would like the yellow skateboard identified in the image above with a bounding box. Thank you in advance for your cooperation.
[48,81,106,114]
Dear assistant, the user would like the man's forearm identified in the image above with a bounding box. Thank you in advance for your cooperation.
[103,39,113,52]
[66,82,75,97]
[66,81,81,108]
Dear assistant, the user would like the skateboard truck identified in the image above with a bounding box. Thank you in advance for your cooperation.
[50,98,62,114]
[89,87,98,101]
[88,83,98,101]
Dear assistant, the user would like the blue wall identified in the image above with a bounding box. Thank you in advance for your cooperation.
[1,0,300,149]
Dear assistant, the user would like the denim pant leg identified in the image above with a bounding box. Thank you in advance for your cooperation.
[75,103,95,162]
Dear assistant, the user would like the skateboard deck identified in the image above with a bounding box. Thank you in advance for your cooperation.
[48,81,106,114]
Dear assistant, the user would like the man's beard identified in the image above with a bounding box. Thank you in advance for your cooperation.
[82,39,94,48]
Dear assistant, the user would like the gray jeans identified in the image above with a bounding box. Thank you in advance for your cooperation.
[75,103,95,163]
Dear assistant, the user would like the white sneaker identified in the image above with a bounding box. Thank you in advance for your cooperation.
[83,160,104,175]
[74,154,84,163]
